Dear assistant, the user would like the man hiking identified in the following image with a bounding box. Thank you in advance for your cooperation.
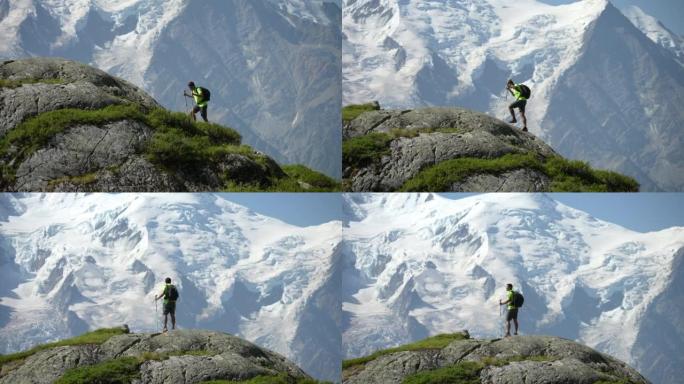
[155,277,179,333]
[499,283,521,337]
[506,79,529,132]
[184,81,209,122]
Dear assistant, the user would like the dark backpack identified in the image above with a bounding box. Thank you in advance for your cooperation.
[167,285,179,301]
[512,291,524,308]
[198,87,211,102]
[518,84,531,99]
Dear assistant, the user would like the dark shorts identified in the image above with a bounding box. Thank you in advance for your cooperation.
[506,308,518,321]
[163,301,176,315]
[192,105,208,122]
[509,99,527,112]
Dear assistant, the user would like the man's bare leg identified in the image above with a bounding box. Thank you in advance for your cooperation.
[513,319,519,335]
[520,110,527,131]
[509,107,517,123]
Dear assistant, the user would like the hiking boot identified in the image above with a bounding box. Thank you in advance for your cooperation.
[508,119,517,124]
[522,127,528,132]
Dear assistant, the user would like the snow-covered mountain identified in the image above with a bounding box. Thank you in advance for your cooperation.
[0,194,342,381]
[0,0,342,178]
[341,193,684,384]
[342,0,684,191]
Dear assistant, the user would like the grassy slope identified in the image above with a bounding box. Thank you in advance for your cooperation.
[343,131,639,192]
[0,104,339,191]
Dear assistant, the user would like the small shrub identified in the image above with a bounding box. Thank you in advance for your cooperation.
[281,164,341,191]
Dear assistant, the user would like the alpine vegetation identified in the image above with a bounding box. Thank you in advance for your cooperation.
[341,193,684,384]
[343,0,684,191]
[0,58,339,192]
[0,194,342,381]
[342,104,639,192]
[0,0,342,178]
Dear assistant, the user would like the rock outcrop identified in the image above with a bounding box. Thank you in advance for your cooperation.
[343,332,650,384]
[0,58,338,192]
[0,328,314,384]
[342,105,638,192]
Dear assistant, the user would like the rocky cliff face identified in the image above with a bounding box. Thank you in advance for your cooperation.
[0,58,337,192]
[342,106,637,192]
[0,328,314,384]
[343,332,650,384]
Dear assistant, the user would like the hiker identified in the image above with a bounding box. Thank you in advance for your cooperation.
[506,79,529,132]
[154,277,179,332]
[184,81,210,122]
[499,283,522,337]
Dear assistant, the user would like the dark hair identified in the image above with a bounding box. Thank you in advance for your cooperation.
[188,81,195,88]
[507,79,514,85]
[506,283,513,289]
[165,277,172,284]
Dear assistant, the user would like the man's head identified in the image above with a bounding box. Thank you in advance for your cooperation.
[165,277,172,284]
[506,283,513,291]
[507,79,514,88]
[188,81,195,90]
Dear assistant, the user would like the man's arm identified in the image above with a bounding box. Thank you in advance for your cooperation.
[500,298,511,305]
[155,287,165,301]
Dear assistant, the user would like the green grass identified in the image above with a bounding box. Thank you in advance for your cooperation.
[342,333,470,369]
[0,78,65,88]
[0,328,127,369]
[398,153,639,192]
[342,132,393,170]
[400,356,557,384]
[50,350,217,384]
[55,357,140,384]
[342,103,381,122]
[400,153,542,192]
[401,361,483,384]
[200,373,327,384]
[280,164,341,191]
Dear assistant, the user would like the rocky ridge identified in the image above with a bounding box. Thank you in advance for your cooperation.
[342,332,650,384]
[0,327,316,384]
[342,104,638,192]
[0,58,338,192]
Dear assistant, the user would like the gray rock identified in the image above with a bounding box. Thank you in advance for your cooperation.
[344,107,558,192]
[343,335,650,384]
[0,57,158,137]
[0,330,311,384]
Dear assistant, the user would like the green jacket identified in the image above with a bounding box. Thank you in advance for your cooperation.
[507,290,516,310]
[512,84,527,101]
[162,284,177,304]
[192,87,208,107]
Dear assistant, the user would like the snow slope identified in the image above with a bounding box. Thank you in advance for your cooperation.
[0,0,342,178]
[341,193,684,383]
[623,5,684,65]
[343,0,684,190]
[0,194,342,381]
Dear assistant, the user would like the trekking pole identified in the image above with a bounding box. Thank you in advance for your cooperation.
[155,299,159,333]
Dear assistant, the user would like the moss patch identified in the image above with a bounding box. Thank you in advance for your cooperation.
[402,361,483,384]
[342,103,381,122]
[398,153,639,192]
[343,333,470,369]
[342,132,393,170]
[0,78,65,88]
[0,328,127,370]
[280,165,341,191]
[55,357,140,384]
[200,373,327,384]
